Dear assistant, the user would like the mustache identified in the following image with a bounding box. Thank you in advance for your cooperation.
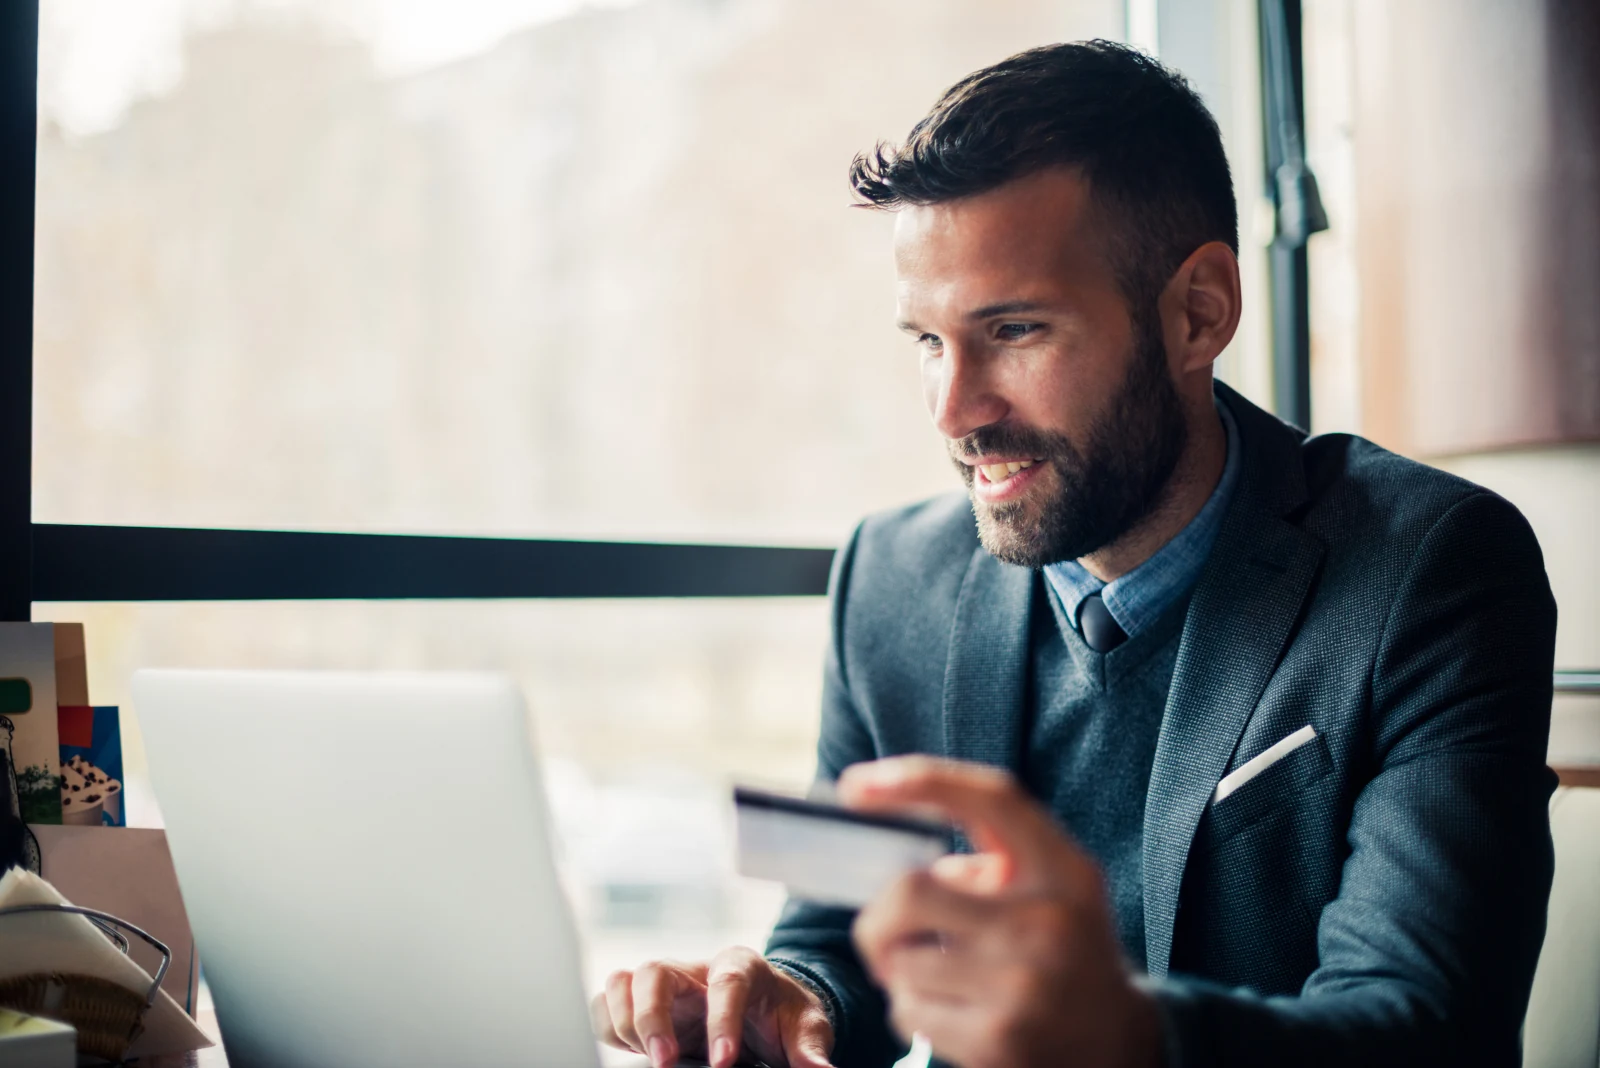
[948,423,1081,475]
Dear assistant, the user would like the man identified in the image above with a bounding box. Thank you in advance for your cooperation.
[592,41,1556,1068]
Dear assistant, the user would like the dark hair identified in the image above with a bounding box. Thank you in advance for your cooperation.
[850,41,1237,315]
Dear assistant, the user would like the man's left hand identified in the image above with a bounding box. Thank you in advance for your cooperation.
[839,756,1163,1068]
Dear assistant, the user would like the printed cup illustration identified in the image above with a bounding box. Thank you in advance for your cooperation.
[101,779,123,824]
[60,758,111,826]
[58,708,124,827]
[61,791,104,826]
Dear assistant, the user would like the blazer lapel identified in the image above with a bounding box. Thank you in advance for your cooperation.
[940,547,1035,773]
[1142,385,1325,977]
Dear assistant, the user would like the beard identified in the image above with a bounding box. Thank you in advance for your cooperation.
[950,320,1188,569]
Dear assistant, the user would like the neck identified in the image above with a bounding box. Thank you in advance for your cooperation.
[1077,392,1227,583]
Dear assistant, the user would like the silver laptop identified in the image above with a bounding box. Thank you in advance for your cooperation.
[132,669,602,1068]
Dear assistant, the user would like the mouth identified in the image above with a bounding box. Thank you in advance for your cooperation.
[966,456,1046,502]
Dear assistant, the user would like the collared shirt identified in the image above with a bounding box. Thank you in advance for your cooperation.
[1043,399,1241,640]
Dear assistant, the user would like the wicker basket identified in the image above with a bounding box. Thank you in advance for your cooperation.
[0,971,148,1061]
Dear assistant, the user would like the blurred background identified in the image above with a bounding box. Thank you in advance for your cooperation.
[25,0,1600,1003]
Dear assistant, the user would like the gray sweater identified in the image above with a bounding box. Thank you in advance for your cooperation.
[1023,580,1192,971]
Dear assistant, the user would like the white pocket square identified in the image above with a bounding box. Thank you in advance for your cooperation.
[1212,724,1317,804]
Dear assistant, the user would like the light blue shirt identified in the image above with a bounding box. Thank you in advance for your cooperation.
[1043,400,1240,639]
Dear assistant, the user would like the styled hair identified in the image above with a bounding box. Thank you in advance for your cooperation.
[850,41,1237,314]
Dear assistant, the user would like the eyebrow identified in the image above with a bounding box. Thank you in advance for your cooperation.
[897,300,1048,334]
[968,300,1047,319]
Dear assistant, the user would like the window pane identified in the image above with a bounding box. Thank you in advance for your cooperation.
[34,0,1122,543]
[35,597,828,986]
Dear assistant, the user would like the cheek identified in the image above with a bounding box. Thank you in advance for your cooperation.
[1018,344,1117,433]
[921,358,942,418]
[1002,355,1067,430]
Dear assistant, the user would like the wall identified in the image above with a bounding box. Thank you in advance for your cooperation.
[1304,0,1600,764]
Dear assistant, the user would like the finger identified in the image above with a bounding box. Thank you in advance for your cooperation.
[881,983,969,1049]
[838,756,1051,858]
[852,869,1001,978]
[591,987,627,1049]
[781,1001,836,1068]
[633,962,691,1068]
[704,947,760,1068]
[893,998,986,1068]
[873,937,995,1000]
[838,757,1088,888]
[929,851,1009,894]
[604,969,642,1052]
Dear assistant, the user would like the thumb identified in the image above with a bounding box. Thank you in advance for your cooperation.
[783,1004,835,1068]
[839,756,1072,886]
[930,850,1009,894]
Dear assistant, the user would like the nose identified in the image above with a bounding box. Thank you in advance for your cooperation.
[925,344,1007,442]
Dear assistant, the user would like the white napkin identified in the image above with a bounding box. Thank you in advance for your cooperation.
[0,868,212,1058]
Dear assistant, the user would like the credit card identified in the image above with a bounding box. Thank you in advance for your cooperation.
[733,786,951,909]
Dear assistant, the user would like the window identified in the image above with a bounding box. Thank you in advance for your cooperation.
[35,0,1121,543]
[20,0,1125,992]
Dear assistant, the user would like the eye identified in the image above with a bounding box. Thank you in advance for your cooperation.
[917,333,944,353]
[996,322,1042,342]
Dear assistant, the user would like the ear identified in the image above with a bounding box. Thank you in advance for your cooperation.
[1160,241,1241,375]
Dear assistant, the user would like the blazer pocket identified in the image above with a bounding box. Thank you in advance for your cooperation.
[1205,725,1334,845]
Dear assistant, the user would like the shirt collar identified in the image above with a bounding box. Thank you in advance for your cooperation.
[1042,397,1241,639]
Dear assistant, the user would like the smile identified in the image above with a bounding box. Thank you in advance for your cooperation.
[976,458,1039,483]
[969,457,1046,503]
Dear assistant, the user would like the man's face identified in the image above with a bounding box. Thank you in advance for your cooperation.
[894,168,1186,567]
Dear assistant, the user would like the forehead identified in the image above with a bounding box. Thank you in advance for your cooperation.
[892,167,1110,308]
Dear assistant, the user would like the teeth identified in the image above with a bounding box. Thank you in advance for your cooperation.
[980,459,1037,482]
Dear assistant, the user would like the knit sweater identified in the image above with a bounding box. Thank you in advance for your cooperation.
[1022,576,1192,970]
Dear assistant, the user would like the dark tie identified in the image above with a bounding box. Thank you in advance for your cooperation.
[1078,591,1128,653]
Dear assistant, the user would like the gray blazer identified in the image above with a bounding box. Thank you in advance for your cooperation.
[766,382,1557,1067]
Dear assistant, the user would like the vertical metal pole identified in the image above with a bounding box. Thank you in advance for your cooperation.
[1269,243,1313,430]
[0,3,37,620]
[1259,0,1318,431]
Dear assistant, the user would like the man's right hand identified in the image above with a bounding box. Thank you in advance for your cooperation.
[589,946,835,1068]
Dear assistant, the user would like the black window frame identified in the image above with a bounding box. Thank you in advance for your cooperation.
[0,1,831,622]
